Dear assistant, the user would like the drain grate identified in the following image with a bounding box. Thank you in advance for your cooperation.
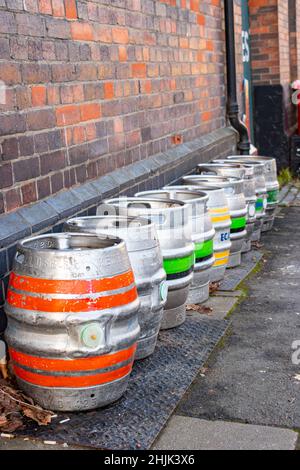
[16,317,229,450]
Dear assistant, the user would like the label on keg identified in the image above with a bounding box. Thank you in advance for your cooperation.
[219,231,230,243]
[248,203,256,218]
[267,189,279,204]
[263,197,268,210]
[160,281,169,302]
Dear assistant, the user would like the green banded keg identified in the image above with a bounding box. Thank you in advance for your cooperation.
[207,162,257,253]
[101,197,194,330]
[226,157,268,241]
[179,182,232,281]
[227,156,279,231]
[136,189,215,305]
[183,175,247,268]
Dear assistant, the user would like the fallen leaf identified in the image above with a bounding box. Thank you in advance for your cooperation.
[187,304,213,315]
[0,415,8,427]
[0,379,54,432]
[252,241,263,249]
[209,282,220,295]
[0,364,8,380]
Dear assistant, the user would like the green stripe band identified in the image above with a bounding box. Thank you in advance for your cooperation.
[163,254,194,276]
[231,216,246,230]
[195,239,214,260]
[267,189,279,204]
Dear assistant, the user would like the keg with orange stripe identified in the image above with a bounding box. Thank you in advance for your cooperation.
[5,233,140,411]
[64,216,167,360]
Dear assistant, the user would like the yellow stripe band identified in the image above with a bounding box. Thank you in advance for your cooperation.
[214,258,229,267]
[209,207,230,214]
[214,250,230,260]
[211,215,231,224]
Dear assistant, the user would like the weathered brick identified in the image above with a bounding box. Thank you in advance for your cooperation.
[1,138,19,161]
[0,164,13,189]
[21,181,37,205]
[4,188,22,212]
[22,63,50,83]
[0,11,17,34]
[65,0,77,19]
[40,150,66,175]
[13,156,40,183]
[16,12,45,37]
[0,114,26,136]
[31,85,47,106]
[46,17,71,39]
[26,109,56,130]
[0,62,21,85]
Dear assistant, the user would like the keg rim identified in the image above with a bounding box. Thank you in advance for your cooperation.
[135,189,209,203]
[104,196,186,210]
[210,160,255,177]
[18,232,124,254]
[65,215,152,231]
[171,183,227,194]
[183,174,243,186]
[227,155,276,163]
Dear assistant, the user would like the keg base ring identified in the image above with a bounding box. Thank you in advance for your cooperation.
[187,281,210,305]
[251,229,262,242]
[227,252,242,269]
[262,218,275,232]
[242,239,252,253]
[135,332,160,361]
[210,265,227,283]
[16,374,131,412]
[160,304,186,330]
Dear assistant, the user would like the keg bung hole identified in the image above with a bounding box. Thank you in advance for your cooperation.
[90,394,95,398]
[86,266,91,272]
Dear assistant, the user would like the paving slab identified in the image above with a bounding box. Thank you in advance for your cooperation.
[187,294,241,321]
[0,437,86,451]
[177,207,300,430]
[219,250,263,291]
[279,186,299,206]
[153,416,298,451]
[278,185,292,203]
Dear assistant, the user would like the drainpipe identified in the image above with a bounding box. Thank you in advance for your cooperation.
[224,0,251,155]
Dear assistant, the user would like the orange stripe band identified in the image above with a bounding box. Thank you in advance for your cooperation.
[9,271,135,295]
[9,345,137,373]
[13,363,133,388]
[6,286,138,313]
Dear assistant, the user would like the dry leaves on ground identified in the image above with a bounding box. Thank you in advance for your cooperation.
[209,282,220,295]
[252,241,264,250]
[0,379,54,433]
[186,304,213,315]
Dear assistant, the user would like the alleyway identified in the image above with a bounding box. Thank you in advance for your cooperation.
[154,203,300,450]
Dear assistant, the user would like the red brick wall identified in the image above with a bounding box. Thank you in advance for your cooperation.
[249,0,281,85]
[0,0,241,215]
[234,0,244,112]
[289,0,297,82]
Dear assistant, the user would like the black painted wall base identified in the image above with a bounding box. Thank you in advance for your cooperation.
[254,84,293,170]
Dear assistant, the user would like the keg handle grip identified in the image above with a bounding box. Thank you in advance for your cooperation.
[15,248,25,265]
[198,166,218,176]
[127,202,152,210]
